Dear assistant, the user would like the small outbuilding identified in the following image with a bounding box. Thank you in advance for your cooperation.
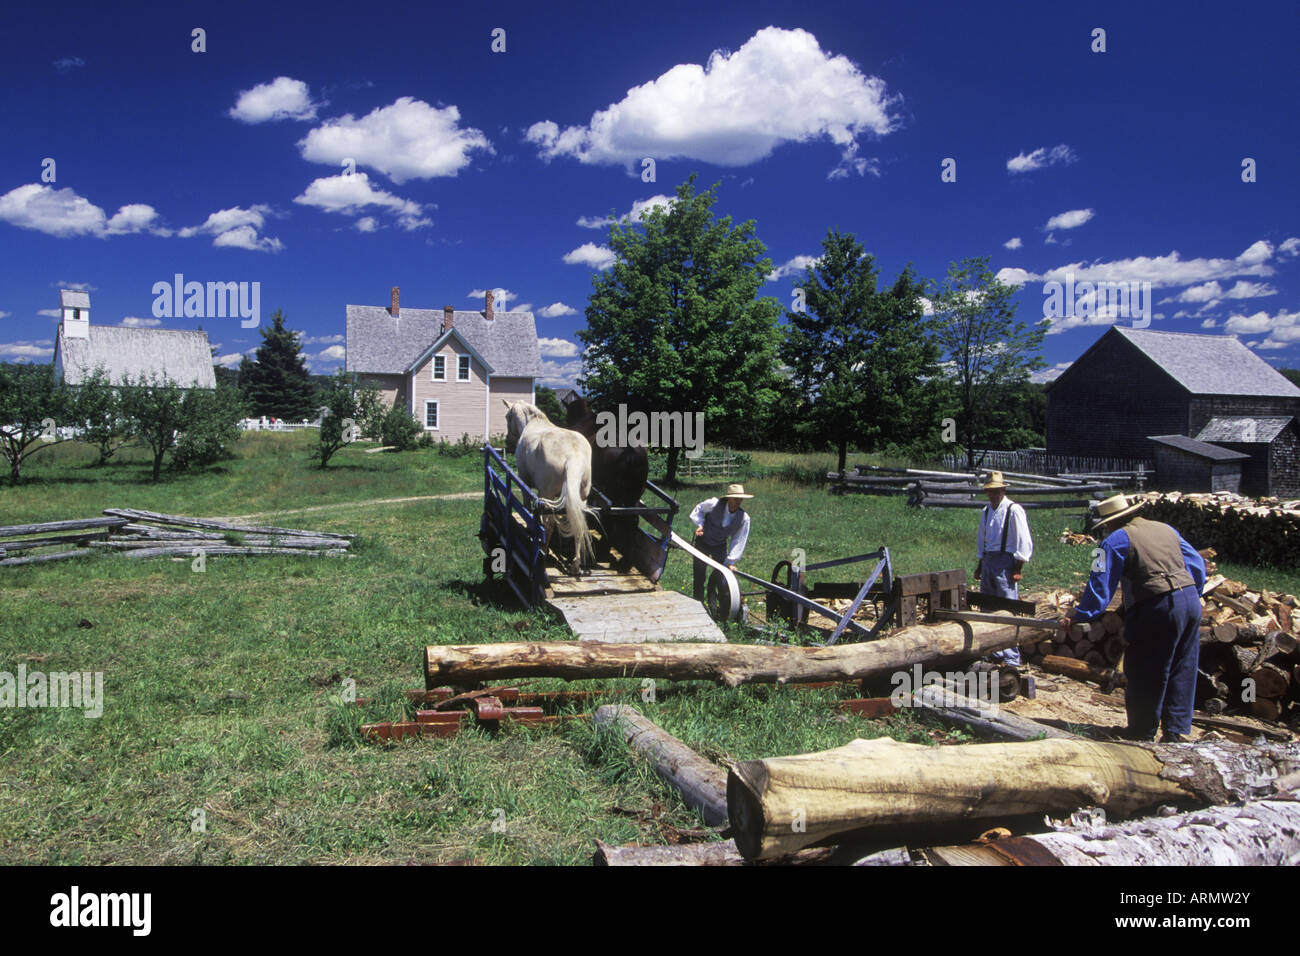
[1149,434,1249,493]
[1194,416,1300,498]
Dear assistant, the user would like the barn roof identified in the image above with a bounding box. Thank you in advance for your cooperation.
[1196,416,1295,444]
[57,326,217,388]
[1114,328,1300,398]
[1149,434,1250,462]
[345,306,543,378]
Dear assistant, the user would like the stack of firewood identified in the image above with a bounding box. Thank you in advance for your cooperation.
[1024,592,1126,668]
[1136,491,1300,567]
[1197,575,1299,722]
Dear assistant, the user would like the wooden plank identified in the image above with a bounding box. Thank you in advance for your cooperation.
[548,591,728,643]
[0,517,127,538]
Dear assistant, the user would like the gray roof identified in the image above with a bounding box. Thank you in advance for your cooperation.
[1149,434,1250,462]
[1116,328,1300,398]
[60,290,90,310]
[1196,416,1295,444]
[57,326,217,388]
[345,305,543,378]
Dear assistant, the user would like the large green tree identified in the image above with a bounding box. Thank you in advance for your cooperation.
[240,310,316,420]
[0,363,71,482]
[781,229,941,472]
[930,257,1047,469]
[578,176,783,482]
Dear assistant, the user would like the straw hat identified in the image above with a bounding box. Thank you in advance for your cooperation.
[723,483,754,500]
[1091,493,1144,531]
[982,471,1008,490]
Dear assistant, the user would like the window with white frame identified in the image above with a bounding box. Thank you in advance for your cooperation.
[457,354,471,381]
[432,355,446,381]
[424,400,439,430]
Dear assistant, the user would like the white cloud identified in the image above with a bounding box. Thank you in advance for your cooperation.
[1029,361,1072,384]
[1224,308,1300,351]
[538,358,583,388]
[52,281,96,292]
[0,184,103,237]
[1007,144,1076,174]
[538,337,580,357]
[994,267,1032,287]
[180,204,282,252]
[355,216,378,232]
[526,27,897,175]
[0,341,54,360]
[1201,318,1217,328]
[315,344,346,361]
[919,296,934,316]
[119,316,161,327]
[1003,237,1023,250]
[53,56,84,73]
[1171,280,1223,303]
[229,76,319,123]
[214,352,245,368]
[767,254,820,282]
[0,311,9,319]
[299,97,492,183]
[1223,280,1277,298]
[563,243,616,270]
[294,172,430,230]
[577,194,675,229]
[1237,239,1273,266]
[538,302,577,318]
[998,241,1281,293]
[105,203,168,236]
[469,288,520,310]
[1045,208,1094,231]
[302,334,344,345]
[37,308,61,318]
[1279,237,1300,258]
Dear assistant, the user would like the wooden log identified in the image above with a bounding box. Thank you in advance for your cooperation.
[91,535,349,550]
[120,545,348,559]
[916,496,1094,510]
[0,548,96,567]
[1041,654,1126,689]
[0,531,113,551]
[909,684,1079,741]
[593,705,728,826]
[1101,633,1126,667]
[102,508,354,540]
[593,839,833,866]
[926,798,1300,866]
[424,619,1057,689]
[726,737,1300,860]
[0,517,127,538]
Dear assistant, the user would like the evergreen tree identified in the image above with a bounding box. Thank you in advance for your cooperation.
[240,310,316,420]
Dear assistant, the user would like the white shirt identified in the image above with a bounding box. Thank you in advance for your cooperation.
[690,497,750,565]
[977,497,1033,563]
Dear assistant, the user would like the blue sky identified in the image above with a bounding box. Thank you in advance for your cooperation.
[2,0,1298,388]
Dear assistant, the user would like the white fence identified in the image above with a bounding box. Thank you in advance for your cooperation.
[239,418,319,432]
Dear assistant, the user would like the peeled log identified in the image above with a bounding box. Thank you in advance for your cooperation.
[424,619,1054,689]
[592,705,727,826]
[929,799,1300,866]
[726,737,1300,861]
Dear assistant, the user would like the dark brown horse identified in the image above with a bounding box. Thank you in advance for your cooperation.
[566,398,649,563]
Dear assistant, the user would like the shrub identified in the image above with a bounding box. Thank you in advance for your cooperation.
[379,405,422,451]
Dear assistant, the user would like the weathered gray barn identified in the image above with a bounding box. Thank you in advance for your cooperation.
[51,290,216,389]
[1195,416,1300,498]
[1148,434,1248,493]
[1046,327,1300,464]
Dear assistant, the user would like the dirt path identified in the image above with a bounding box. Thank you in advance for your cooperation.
[216,492,479,523]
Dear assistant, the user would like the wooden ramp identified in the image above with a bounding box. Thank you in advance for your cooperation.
[547,563,726,643]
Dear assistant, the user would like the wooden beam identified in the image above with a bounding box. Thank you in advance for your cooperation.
[0,517,127,538]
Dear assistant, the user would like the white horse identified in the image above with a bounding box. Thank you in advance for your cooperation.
[503,400,597,573]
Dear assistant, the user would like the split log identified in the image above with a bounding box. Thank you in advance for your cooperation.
[0,516,128,538]
[0,548,96,566]
[102,508,354,540]
[726,736,1300,860]
[593,839,833,866]
[1041,654,1126,690]
[909,684,1078,741]
[593,705,727,826]
[92,535,348,550]
[120,545,349,559]
[926,798,1300,865]
[0,531,113,551]
[425,619,1057,689]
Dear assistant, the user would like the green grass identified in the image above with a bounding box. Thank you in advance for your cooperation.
[0,433,1295,864]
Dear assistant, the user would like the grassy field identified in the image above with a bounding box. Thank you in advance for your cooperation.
[2,433,1295,865]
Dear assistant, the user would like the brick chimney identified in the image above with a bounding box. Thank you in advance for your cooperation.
[485,289,494,321]
[443,305,454,332]
[389,286,400,317]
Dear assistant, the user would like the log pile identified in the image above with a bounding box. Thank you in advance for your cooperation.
[1136,490,1300,568]
[1022,592,1126,668]
[0,508,353,566]
[1197,574,1299,723]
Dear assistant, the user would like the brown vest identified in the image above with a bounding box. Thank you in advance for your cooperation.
[1122,517,1194,604]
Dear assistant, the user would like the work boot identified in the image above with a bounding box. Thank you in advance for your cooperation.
[1119,727,1156,742]
[1160,731,1188,743]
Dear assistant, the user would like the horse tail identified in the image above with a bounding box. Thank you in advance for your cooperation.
[560,456,596,566]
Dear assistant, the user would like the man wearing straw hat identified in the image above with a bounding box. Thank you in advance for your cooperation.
[690,484,753,601]
[975,471,1034,665]
[1059,494,1206,743]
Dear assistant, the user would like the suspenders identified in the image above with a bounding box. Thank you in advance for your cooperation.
[985,502,1013,555]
